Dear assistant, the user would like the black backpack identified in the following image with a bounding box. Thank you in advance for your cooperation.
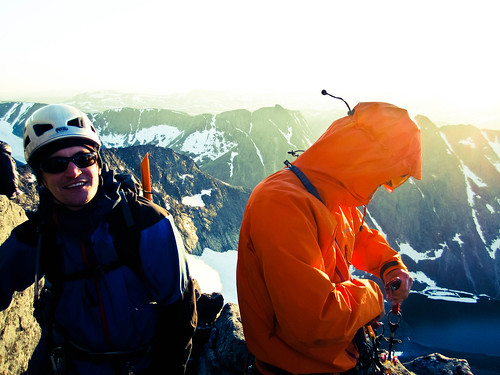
[0,141,18,199]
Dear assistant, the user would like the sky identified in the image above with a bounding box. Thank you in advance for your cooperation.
[1,0,499,129]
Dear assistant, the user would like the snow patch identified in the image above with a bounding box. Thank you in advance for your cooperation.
[410,270,437,288]
[228,151,238,178]
[135,124,182,147]
[269,119,296,148]
[458,137,475,148]
[462,165,487,188]
[419,288,479,303]
[179,174,194,183]
[251,139,264,167]
[398,242,444,262]
[452,233,464,246]
[181,115,237,162]
[182,189,212,207]
[187,248,238,303]
[490,236,500,255]
[482,130,500,161]
[101,133,128,148]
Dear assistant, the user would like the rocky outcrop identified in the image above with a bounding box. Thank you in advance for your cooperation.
[0,286,40,375]
[0,196,40,375]
[0,194,28,243]
[404,353,473,375]
[190,302,248,375]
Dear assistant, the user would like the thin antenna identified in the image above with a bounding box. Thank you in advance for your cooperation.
[321,90,354,115]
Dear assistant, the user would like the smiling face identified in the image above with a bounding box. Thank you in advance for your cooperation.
[40,146,101,210]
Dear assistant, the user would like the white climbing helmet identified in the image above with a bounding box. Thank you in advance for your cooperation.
[23,104,101,165]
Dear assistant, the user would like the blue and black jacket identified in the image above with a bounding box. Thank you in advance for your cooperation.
[0,168,197,374]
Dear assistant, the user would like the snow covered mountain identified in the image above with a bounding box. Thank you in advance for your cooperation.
[93,104,315,189]
[363,116,500,298]
[2,101,314,189]
[1,101,499,301]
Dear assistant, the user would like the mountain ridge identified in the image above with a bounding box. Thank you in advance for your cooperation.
[1,101,499,299]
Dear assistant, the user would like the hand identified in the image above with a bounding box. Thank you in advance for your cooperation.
[383,269,413,304]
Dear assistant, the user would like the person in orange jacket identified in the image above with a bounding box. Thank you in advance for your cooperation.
[236,101,421,375]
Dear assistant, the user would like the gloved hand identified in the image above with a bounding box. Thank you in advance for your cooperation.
[383,268,413,304]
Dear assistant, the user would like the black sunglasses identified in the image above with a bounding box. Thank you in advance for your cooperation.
[41,151,98,174]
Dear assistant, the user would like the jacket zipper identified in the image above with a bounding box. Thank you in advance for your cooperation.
[80,240,113,348]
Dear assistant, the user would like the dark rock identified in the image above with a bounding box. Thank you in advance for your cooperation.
[404,353,473,375]
[191,303,249,375]
[197,292,225,328]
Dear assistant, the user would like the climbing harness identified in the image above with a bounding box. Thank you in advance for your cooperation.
[354,321,386,375]
[384,306,402,362]
[383,278,403,362]
[354,279,404,374]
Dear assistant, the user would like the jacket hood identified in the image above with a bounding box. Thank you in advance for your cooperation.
[293,102,422,208]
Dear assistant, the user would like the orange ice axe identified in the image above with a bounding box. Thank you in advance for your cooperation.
[140,153,152,201]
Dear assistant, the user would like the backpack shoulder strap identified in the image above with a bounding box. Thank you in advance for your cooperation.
[34,190,167,286]
[107,191,142,276]
[108,190,172,278]
[284,160,324,204]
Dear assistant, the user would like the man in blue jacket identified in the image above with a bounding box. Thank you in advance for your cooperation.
[0,104,197,374]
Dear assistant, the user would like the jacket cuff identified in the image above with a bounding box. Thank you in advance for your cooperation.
[379,260,403,280]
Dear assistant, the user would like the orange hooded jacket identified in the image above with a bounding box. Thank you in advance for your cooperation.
[236,102,422,374]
